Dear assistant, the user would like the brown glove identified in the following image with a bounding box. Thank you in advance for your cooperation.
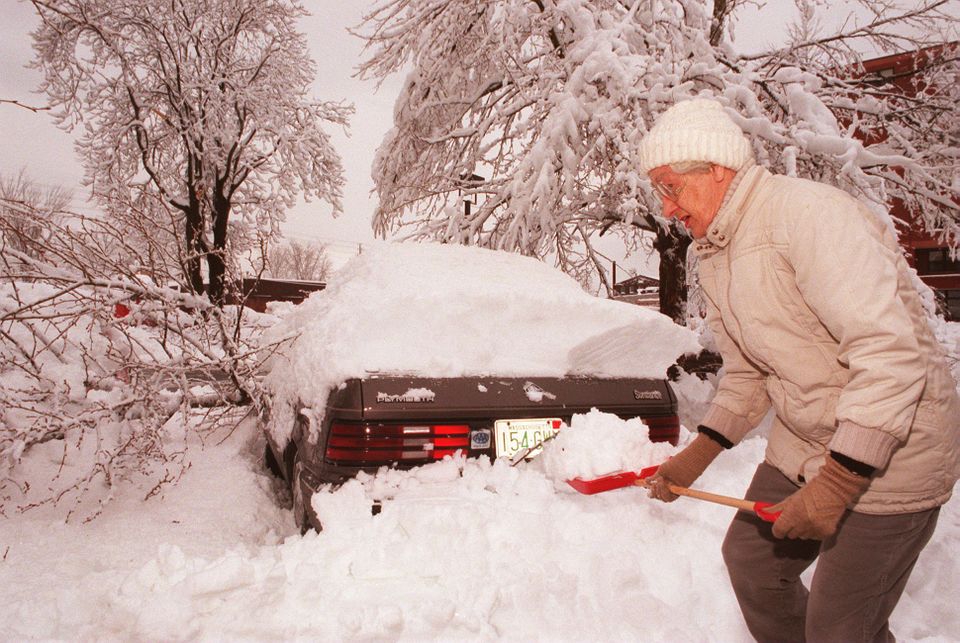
[647,432,725,502]
[770,455,871,540]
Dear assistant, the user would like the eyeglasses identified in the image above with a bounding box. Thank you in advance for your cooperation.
[650,178,685,202]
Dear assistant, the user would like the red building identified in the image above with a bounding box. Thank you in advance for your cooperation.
[612,273,660,308]
[859,46,960,320]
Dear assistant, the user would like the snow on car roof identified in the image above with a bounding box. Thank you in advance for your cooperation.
[261,242,699,440]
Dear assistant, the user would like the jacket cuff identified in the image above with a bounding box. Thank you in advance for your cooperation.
[698,425,734,449]
[829,450,876,478]
[701,404,754,445]
[829,421,901,470]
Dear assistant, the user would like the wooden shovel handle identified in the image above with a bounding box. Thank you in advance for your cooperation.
[665,483,759,512]
[637,479,780,522]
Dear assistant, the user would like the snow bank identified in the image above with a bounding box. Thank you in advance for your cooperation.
[261,242,700,444]
[2,412,957,641]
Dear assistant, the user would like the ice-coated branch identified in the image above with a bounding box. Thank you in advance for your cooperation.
[29,0,353,305]
[358,0,959,314]
[0,198,283,521]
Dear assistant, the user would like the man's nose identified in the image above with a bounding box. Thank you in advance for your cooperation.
[662,198,680,219]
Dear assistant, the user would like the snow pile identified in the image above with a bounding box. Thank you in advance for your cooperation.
[261,242,700,444]
[2,410,958,641]
[534,408,677,481]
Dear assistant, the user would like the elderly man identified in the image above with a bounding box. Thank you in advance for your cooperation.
[639,98,960,642]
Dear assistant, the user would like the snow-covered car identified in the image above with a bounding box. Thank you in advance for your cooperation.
[259,243,700,532]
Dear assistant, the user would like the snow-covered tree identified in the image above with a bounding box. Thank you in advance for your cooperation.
[30,0,353,305]
[356,0,959,322]
[0,170,71,261]
[267,239,333,282]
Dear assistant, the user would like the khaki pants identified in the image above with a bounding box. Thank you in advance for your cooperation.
[721,463,939,643]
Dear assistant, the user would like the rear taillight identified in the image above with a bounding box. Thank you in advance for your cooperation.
[325,422,471,466]
[643,414,680,446]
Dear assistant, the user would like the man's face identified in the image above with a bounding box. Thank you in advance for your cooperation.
[648,165,732,240]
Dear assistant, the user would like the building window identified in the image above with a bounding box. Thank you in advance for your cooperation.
[917,248,960,275]
[943,289,960,322]
[863,66,896,88]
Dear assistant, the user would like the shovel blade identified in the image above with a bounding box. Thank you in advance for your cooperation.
[567,465,659,495]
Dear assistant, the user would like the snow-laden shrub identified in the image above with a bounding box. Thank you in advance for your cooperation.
[1,207,272,521]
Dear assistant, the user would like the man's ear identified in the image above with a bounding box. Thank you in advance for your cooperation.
[711,164,737,186]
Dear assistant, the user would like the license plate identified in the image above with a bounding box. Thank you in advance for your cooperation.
[494,418,562,460]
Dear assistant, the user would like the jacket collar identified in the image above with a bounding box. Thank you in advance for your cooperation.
[697,163,768,251]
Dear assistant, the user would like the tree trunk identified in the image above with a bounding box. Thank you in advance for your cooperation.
[655,0,725,323]
[183,203,206,296]
[710,0,731,46]
[208,187,231,307]
[653,221,692,324]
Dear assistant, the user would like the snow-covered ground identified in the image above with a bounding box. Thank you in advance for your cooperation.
[2,399,958,641]
[2,243,958,641]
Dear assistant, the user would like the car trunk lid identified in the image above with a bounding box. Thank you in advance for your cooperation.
[331,375,676,421]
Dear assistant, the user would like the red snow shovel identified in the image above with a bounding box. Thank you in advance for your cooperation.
[567,465,781,523]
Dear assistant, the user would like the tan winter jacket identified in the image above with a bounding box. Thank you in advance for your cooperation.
[695,164,960,514]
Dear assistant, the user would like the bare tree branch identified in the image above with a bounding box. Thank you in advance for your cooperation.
[0,99,51,112]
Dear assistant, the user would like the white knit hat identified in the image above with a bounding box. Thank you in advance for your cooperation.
[638,98,754,174]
